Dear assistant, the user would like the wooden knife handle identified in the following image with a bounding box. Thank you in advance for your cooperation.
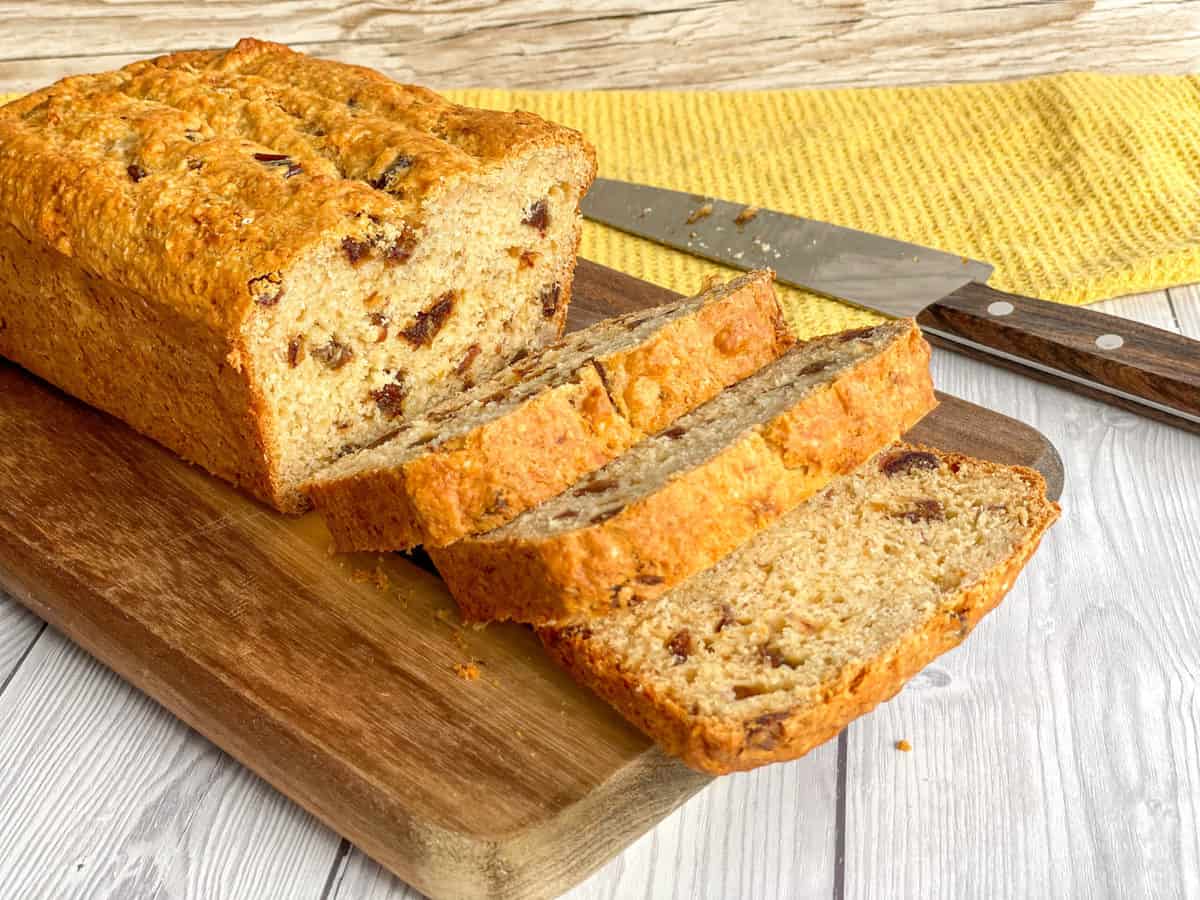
[917,282,1200,433]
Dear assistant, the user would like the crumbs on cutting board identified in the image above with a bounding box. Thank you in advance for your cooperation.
[686,202,713,224]
[350,559,392,591]
[895,739,912,752]
[337,556,487,684]
[454,662,481,681]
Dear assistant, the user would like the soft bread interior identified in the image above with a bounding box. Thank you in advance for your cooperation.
[306,282,759,485]
[247,147,592,504]
[485,322,915,540]
[548,445,1054,727]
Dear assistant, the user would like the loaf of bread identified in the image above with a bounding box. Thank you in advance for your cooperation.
[539,444,1060,774]
[306,271,793,550]
[0,38,595,512]
[432,320,937,625]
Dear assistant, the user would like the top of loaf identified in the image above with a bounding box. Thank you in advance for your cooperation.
[0,38,595,332]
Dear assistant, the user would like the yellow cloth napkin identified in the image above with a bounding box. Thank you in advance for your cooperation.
[446,74,1200,337]
[8,74,1200,337]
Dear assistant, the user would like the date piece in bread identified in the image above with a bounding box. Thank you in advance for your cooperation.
[0,38,595,512]
[540,444,1060,774]
[432,320,937,625]
[306,271,793,550]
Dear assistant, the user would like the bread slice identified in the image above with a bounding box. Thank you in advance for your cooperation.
[539,444,1060,774]
[0,39,595,512]
[306,271,793,550]
[431,320,936,625]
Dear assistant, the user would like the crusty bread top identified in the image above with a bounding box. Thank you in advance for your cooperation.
[0,38,595,334]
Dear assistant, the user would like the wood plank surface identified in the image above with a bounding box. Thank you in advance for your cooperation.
[0,595,42,688]
[844,290,1200,898]
[0,259,1059,900]
[1,6,1192,898]
[333,741,841,900]
[1,0,1198,93]
[0,630,344,900]
[1169,285,1200,338]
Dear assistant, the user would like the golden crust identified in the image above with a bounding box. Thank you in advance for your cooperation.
[0,223,278,501]
[308,272,792,550]
[0,38,595,335]
[598,273,795,435]
[538,447,1061,775]
[432,322,937,625]
[0,39,595,511]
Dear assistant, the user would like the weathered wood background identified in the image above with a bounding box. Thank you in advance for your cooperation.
[1,1,1198,93]
[2,2,1200,898]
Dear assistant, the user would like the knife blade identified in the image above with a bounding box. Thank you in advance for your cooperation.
[582,177,1200,433]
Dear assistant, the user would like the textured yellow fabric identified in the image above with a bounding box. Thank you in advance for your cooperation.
[7,74,1200,337]
[444,75,1200,337]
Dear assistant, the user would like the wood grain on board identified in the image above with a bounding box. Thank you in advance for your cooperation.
[0,260,1060,900]
[1,0,1198,93]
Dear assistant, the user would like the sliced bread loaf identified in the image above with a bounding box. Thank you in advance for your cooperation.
[431,320,937,625]
[0,39,596,512]
[538,444,1060,774]
[306,271,793,550]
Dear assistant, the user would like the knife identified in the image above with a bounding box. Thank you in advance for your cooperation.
[582,177,1200,433]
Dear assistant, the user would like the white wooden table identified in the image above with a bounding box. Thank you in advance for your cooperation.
[3,3,1200,897]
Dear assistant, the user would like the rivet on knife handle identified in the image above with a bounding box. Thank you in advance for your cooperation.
[918,283,1200,431]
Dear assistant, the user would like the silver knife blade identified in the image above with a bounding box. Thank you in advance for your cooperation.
[581,177,994,319]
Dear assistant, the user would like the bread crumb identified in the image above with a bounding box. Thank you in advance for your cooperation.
[735,205,760,225]
[372,561,391,592]
[895,739,912,752]
[454,663,480,681]
[351,568,372,584]
[686,202,713,224]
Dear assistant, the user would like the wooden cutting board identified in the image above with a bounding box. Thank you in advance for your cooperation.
[0,260,1063,900]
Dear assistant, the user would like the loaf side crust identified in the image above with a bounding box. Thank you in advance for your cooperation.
[539,448,1060,774]
[307,272,792,550]
[0,224,278,502]
[432,323,936,624]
